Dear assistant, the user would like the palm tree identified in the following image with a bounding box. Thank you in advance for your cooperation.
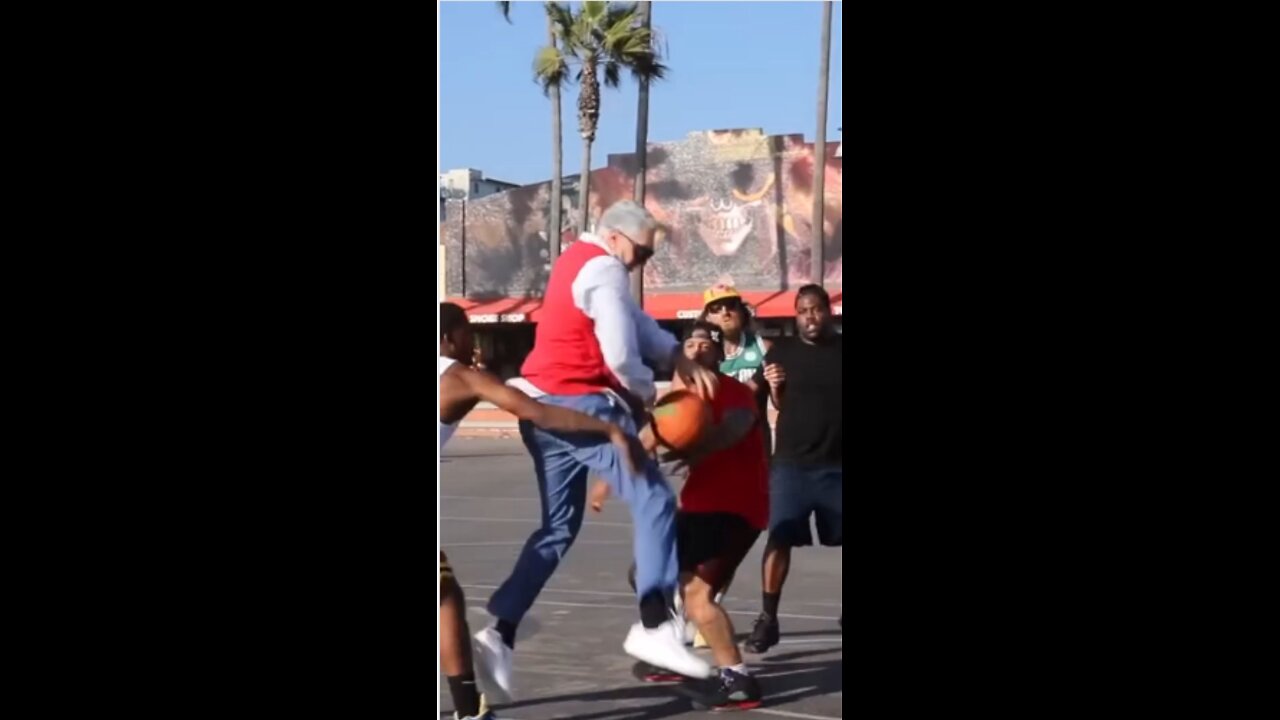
[538,1,667,234]
[499,2,566,264]
[811,1,833,287]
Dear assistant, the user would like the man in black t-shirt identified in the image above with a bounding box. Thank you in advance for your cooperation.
[744,284,843,654]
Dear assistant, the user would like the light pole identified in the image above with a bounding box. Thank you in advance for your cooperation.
[811,1,833,288]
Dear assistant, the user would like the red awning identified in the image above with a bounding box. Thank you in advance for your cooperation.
[445,289,842,323]
[642,289,843,321]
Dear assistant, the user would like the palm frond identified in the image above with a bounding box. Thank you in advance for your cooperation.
[573,10,597,52]
[545,2,576,39]
[581,0,609,25]
[534,45,573,94]
[496,1,512,23]
[603,61,622,88]
[603,3,638,33]
[629,57,667,83]
[541,1,667,88]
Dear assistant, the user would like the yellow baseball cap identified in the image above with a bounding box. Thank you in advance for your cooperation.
[703,284,742,307]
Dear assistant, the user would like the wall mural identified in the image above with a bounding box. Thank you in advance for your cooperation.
[443,129,841,298]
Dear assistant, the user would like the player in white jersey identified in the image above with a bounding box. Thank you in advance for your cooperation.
[438,303,642,718]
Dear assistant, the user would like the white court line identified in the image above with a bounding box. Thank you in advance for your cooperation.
[466,594,838,622]
[463,583,842,611]
[776,638,842,646]
[442,496,540,501]
[442,516,632,528]
[465,583,632,598]
[445,685,840,720]
[750,708,841,720]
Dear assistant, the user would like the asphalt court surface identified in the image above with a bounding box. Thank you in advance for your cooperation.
[440,438,843,719]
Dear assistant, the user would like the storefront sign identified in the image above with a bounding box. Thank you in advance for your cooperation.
[469,313,527,324]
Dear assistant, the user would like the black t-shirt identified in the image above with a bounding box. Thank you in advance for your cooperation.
[767,334,843,467]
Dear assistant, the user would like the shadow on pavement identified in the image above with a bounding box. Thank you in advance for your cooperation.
[495,656,842,720]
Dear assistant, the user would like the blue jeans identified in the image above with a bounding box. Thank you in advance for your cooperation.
[487,392,679,626]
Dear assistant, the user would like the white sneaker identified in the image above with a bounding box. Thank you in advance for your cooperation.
[623,621,713,679]
[472,627,513,704]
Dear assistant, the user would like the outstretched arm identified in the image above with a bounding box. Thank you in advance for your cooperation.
[460,367,646,471]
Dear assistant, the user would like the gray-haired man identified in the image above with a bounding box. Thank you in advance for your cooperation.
[473,201,720,699]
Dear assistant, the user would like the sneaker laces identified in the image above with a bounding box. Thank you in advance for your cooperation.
[750,613,771,634]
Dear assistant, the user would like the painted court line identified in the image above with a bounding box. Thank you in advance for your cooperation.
[466,593,838,622]
[464,583,632,598]
[776,638,843,646]
[442,516,632,528]
[463,583,842,611]
[750,708,841,720]
[441,496,541,502]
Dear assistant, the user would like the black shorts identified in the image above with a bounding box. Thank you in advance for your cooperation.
[677,512,760,589]
[769,462,842,547]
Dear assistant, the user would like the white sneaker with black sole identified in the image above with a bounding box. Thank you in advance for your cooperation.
[623,620,713,679]
[472,627,513,704]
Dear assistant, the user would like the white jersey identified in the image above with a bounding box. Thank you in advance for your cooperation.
[439,357,459,448]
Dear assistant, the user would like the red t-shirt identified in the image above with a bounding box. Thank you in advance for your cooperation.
[679,375,770,530]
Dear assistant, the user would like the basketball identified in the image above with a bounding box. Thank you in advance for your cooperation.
[651,389,712,451]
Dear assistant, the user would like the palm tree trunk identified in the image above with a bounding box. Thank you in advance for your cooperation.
[548,13,563,263]
[629,1,653,304]
[577,57,600,234]
[811,0,833,287]
[579,136,593,233]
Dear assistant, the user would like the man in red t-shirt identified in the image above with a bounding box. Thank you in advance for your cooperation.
[594,321,769,710]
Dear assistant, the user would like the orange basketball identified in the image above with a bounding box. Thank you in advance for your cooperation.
[651,389,713,451]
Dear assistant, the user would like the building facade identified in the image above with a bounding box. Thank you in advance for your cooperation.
[440,128,843,377]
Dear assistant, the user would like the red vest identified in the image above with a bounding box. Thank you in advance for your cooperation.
[522,241,625,396]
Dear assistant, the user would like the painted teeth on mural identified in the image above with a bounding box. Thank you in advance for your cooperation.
[698,204,754,255]
[701,211,748,236]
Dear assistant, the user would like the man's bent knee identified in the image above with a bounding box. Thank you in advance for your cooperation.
[537,523,580,560]
[682,578,718,624]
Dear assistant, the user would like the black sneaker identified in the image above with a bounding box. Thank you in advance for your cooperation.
[454,694,496,719]
[742,614,779,654]
[694,669,763,712]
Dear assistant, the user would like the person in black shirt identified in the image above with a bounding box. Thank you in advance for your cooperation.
[744,285,843,653]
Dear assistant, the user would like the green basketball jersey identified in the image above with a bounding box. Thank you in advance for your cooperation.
[719,331,773,456]
[720,332,768,385]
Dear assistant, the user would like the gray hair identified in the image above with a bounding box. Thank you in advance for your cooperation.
[596,200,659,241]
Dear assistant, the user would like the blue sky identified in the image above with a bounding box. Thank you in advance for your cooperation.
[439,0,843,185]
